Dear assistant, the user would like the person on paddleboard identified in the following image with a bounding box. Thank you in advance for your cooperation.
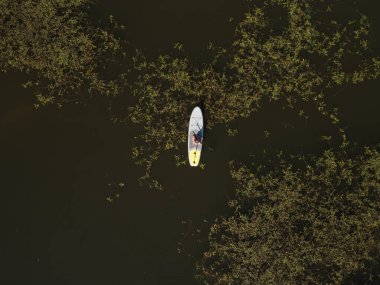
[192,132,203,144]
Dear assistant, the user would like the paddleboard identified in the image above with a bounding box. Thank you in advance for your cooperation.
[188,107,203,167]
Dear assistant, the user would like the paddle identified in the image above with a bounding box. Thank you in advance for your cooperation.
[195,122,214,152]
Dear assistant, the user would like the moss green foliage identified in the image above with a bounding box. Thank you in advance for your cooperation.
[128,0,379,185]
[231,0,380,113]
[1,1,379,282]
[197,148,380,284]
[129,52,232,187]
[0,0,125,107]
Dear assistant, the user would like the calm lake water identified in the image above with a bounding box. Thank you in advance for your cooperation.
[0,0,379,284]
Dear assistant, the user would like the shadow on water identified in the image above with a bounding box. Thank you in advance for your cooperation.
[0,0,380,284]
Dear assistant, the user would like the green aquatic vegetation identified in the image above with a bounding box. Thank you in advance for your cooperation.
[0,0,126,107]
[128,54,191,188]
[128,53,232,187]
[197,147,380,284]
[230,0,380,119]
[128,0,379,187]
[1,0,378,188]
[227,128,239,137]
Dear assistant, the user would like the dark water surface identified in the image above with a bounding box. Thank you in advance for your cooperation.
[0,1,379,284]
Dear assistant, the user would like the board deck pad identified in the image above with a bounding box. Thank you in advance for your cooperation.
[188,107,203,167]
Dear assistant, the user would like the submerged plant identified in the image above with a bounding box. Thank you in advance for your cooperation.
[230,0,380,121]
[0,0,127,107]
[197,147,380,284]
[127,0,379,188]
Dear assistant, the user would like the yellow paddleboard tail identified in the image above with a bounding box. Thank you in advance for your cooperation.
[189,150,201,167]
